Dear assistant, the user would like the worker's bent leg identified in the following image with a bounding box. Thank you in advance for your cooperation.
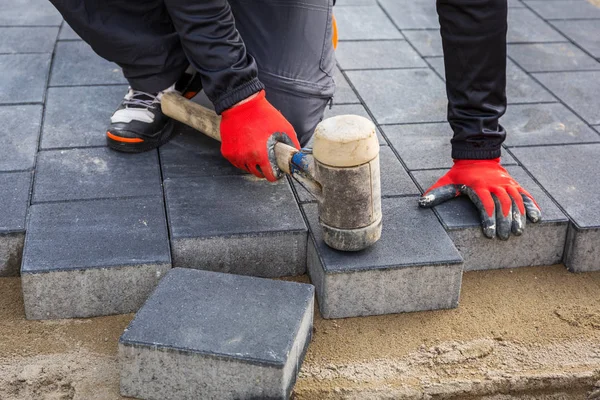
[50,0,188,92]
[229,0,337,146]
[437,0,508,160]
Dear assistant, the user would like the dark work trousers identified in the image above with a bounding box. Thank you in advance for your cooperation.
[437,0,508,159]
[50,0,336,146]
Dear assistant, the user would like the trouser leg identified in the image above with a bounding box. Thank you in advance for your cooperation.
[437,0,507,160]
[50,0,189,92]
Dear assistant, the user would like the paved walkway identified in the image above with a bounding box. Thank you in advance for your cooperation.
[1,0,600,317]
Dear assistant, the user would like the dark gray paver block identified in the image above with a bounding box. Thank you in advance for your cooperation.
[525,0,600,20]
[0,27,58,53]
[534,71,600,125]
[335,40,426,70]
[165,176,307,277]
[511,144,600,272]
[50,41,127,86]
[404,30,444,57]
[119,268,313,400]
[551,20,600,58]
[346,69,447,125]
[333,6,402,40]
[412,166,568,271]
[379,0,440,29]
[41,85,128,149]
[507,8,566,43]
[33,147,162,203]
[0,105,42,171]
[384,123,518,170]
[333,68,360,104]
[21,197,171,319]
[0,0,62,26]
[508,43,600,72]
[304,198,463,318]
[502,103,600,147]
[58,23,80,40]
[0,171,32,277]
[0,54,51,104]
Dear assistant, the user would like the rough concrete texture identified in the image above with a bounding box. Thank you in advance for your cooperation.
[165,175,307,277]
[304,198,463,318]
[0,233,24,277]
[119,268,314,400]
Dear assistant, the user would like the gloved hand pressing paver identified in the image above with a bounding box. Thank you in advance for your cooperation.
[418,158,542,240]
[220,90,300,182]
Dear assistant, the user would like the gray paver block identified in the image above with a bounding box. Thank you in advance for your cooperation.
[336,0,377,4]
[33,147,162,203]
[0,27,58,53]
[551,20,600,58]
[119,268,313,400]
[335,40,427,70]
[41,85,128,149]
[333,6,402,40]
[346,69,447,125]
[508,8,566,43]
[502,103,600,147]
[534,71,600,125]
[0,0,62,26]
[165,175,307,277]
[508,42,600,72]
[333,68,360,104]
[21,197,171,319]
[0,171,32,276]
[0,54,51,104]
[0,105,42,171]
[379,0,440,29]
[412,166,568,271]
[50,41,127,86]
[511,143,600,272]
[384,123,518,170]
[404,30,444,57]
[525,0,600,20]
[304,198,463,319]
[58,23,80,40]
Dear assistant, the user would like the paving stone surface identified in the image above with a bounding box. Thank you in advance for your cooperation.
[50,41,127,86]
[333,6,402,40]
[0,54,51,104]
[335,40,427,70]
[333,68,361,104]
[511,144,600,272]
[41,85,127,149]
[508,43,600,72]
[58,23,80,40]
[21,197,171,319]
[165,176,307,277]
[33,147,162,203]
[379,0,440,29]
[0,0,62,26]
[525,0,600,20]
[551,20,600,58]
[304,198,463,318]
[119,268,314,400]
[0,105,42,171]
[507,8,566,43]
[404,30,444,57]
[412,166,568,271]
[0,27,59,53]
[534,71,600,125]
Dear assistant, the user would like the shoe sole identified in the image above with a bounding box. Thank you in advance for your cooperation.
[106,119,176,153]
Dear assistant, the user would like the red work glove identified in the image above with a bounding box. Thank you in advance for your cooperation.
[220,90,300,182]
[418,158,542,240]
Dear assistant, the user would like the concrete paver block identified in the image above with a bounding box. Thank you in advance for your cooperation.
[335,40,427,70]
[0,27,58,53]
[525,0,600,20]
[379,0,440,29]
[333,6,402,40]
[119,268,314,400]
[0,105,42,171]
[50,41,127,86]
[508,8,566,43]
[0,0,62,26]
[412,166,569,271]
[333,68,361,104]
[404,30,444,57]
[165,176,307,277]
[304,198,463,319]
[511,143,600,272]
[508,43,600,72]
[58,23,80,40]
[0,54,51,104]
[33,147,162,203]
[550,20,600,58]
[21,197,171,319]
[41,85,128,149]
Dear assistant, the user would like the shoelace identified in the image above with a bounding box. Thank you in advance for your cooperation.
[122,89,160,110]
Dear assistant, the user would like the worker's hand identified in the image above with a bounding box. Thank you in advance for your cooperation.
[418,158,542,239]
[220,90,300,182]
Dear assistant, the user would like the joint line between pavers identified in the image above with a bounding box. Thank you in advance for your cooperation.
[47,83,131,89]
[30,194,165,206]
[0,51,54,55]
[341,66,430,72]
[505,141,600,149]
[531,68,600,74]
[173,228,308,241]
[38,144,107,152]
[337,38,406,43]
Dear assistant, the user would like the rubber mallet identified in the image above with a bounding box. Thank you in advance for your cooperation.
[161,92,382,251]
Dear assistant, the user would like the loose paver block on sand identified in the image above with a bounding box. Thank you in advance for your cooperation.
[412,166,569,271]
[119,268,314,400]
[165,175,307,277]
[304,197,463,319]
[21,197,171,319]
